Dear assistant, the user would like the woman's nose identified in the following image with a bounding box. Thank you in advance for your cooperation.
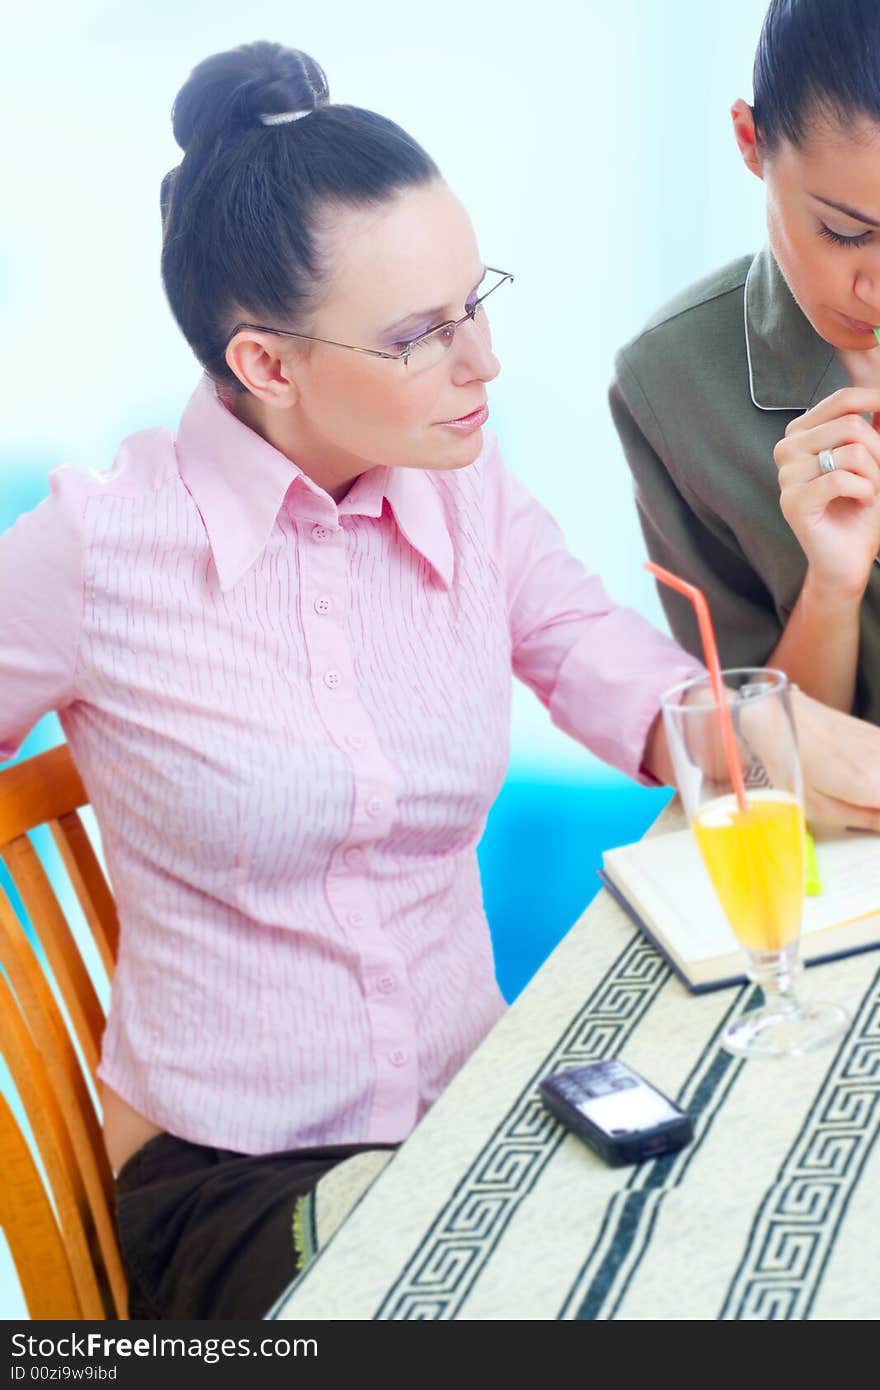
[451,317,501,384]
[854,269,880,317]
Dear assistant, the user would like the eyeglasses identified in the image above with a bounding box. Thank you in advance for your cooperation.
[227,266,514,376]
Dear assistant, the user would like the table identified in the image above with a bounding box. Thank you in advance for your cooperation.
[272,804,880,1321]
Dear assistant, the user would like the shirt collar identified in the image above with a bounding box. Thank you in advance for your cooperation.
[743,244,847,411]
[175,376,454,591]
[383,466,454,589]
[336,459,454,589]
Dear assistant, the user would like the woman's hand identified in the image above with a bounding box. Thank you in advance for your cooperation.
[792,688,880,830]
[774,388,880,599]
[646,690,880,831]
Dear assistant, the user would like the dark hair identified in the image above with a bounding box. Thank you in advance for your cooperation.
[753,0,880,152]
[160,41,440,389]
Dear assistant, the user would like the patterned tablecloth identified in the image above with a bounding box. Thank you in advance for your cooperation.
[272,804,880,1321]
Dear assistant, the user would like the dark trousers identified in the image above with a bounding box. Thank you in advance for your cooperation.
[115,1132,394,1319]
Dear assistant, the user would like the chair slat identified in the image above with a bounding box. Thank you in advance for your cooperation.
[50,812,119,977]
[2,835,104,1081]
[0,742,129,1320]
[0,975,108,1319]
[0,746,86,843]
[0,1093,83,1319]
[0,889,127,1318]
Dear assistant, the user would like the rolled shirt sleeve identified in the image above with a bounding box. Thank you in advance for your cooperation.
[0,470,84,762]
[483,434,704,782]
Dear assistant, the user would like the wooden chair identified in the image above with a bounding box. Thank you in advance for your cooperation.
[0,743,126,1319]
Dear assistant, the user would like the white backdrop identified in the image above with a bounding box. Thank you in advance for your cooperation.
[0,0,774,1317]
[1,0,771,774]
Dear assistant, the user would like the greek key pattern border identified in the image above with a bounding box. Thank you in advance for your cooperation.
[720,967,880,1321]
[375,934,671,1319]
[559,983,752,1320]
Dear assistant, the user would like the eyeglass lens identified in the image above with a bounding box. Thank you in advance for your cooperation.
[404,269,510,373]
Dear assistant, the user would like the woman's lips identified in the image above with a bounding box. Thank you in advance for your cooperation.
[837,310,880,334]
[436,403,489,432]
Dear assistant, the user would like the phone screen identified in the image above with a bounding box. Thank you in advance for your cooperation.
[573,1062,680,1136]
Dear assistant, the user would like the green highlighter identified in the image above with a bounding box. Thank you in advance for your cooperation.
[875,328,880,346]
[804,829,822,896]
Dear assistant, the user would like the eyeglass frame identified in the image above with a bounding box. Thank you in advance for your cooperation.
[225,266,514,366]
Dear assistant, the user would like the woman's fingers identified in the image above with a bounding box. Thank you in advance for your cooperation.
[793,691,880,829]
[777,440,880,493]
[786,469,877,515]
[779,470,875,538]
[773,394,880,589]
[777,413,880,469]
[784,387,880,435]
[805,788,880,832]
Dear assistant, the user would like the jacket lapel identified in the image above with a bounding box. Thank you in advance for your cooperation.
[743,246,847,411]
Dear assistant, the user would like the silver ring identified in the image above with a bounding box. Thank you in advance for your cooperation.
[818,448,836,475]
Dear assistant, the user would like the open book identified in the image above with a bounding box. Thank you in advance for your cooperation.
[600,826,880,992]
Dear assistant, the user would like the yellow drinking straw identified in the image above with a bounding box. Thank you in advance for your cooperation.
[645,561,747,814]
[804,830,823,896]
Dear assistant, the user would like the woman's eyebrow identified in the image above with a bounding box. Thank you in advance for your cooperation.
[380,269,488,337]
[812,194,880,229]
[381,305,446,336]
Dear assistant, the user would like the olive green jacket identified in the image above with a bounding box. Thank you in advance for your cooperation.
[610,245,880,722]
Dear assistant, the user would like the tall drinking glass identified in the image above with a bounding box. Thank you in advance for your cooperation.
[661,668,848,1058]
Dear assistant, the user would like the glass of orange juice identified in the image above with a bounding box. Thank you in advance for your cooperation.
[661,668,848,1058]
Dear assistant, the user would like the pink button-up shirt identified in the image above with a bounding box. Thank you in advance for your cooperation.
[0,378,701,1154]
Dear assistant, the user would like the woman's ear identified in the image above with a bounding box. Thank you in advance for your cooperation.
[225,330,300,407]
[731,98,764,181]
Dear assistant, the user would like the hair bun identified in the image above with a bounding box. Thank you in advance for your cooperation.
[171,41,329,153]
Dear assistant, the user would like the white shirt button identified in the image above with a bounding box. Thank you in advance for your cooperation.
[389,1049,408,1067]
[311,524,333,542]
[344,847,365,869]
[323,670,341,690]
[314,596,332,615]
[348,910,365,927]
[366,797,383,817]
[378,975,395,994]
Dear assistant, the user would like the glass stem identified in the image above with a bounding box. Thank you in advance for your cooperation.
[746,940,801,1014]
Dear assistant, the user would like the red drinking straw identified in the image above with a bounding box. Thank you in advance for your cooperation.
[645,561,748,814]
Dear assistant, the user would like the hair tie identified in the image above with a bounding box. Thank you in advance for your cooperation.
[259,109,312,126]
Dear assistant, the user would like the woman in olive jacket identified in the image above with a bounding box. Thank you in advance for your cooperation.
[613,0,880,723]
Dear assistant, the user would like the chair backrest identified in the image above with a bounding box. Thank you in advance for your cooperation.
[0,1090,81,1319]
[0,743,126,1319]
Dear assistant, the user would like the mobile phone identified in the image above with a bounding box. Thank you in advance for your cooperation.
[539,1058,693,1167]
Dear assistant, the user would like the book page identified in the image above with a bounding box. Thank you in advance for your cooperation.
[602,827,880,967]
[803,830,880,934]
[603,833,739,964]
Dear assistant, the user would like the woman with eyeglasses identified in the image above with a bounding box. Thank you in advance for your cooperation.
[613,0,880,722]
[4,39,880,1321]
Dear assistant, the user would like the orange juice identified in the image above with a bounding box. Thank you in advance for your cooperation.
[692,791,805,953]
